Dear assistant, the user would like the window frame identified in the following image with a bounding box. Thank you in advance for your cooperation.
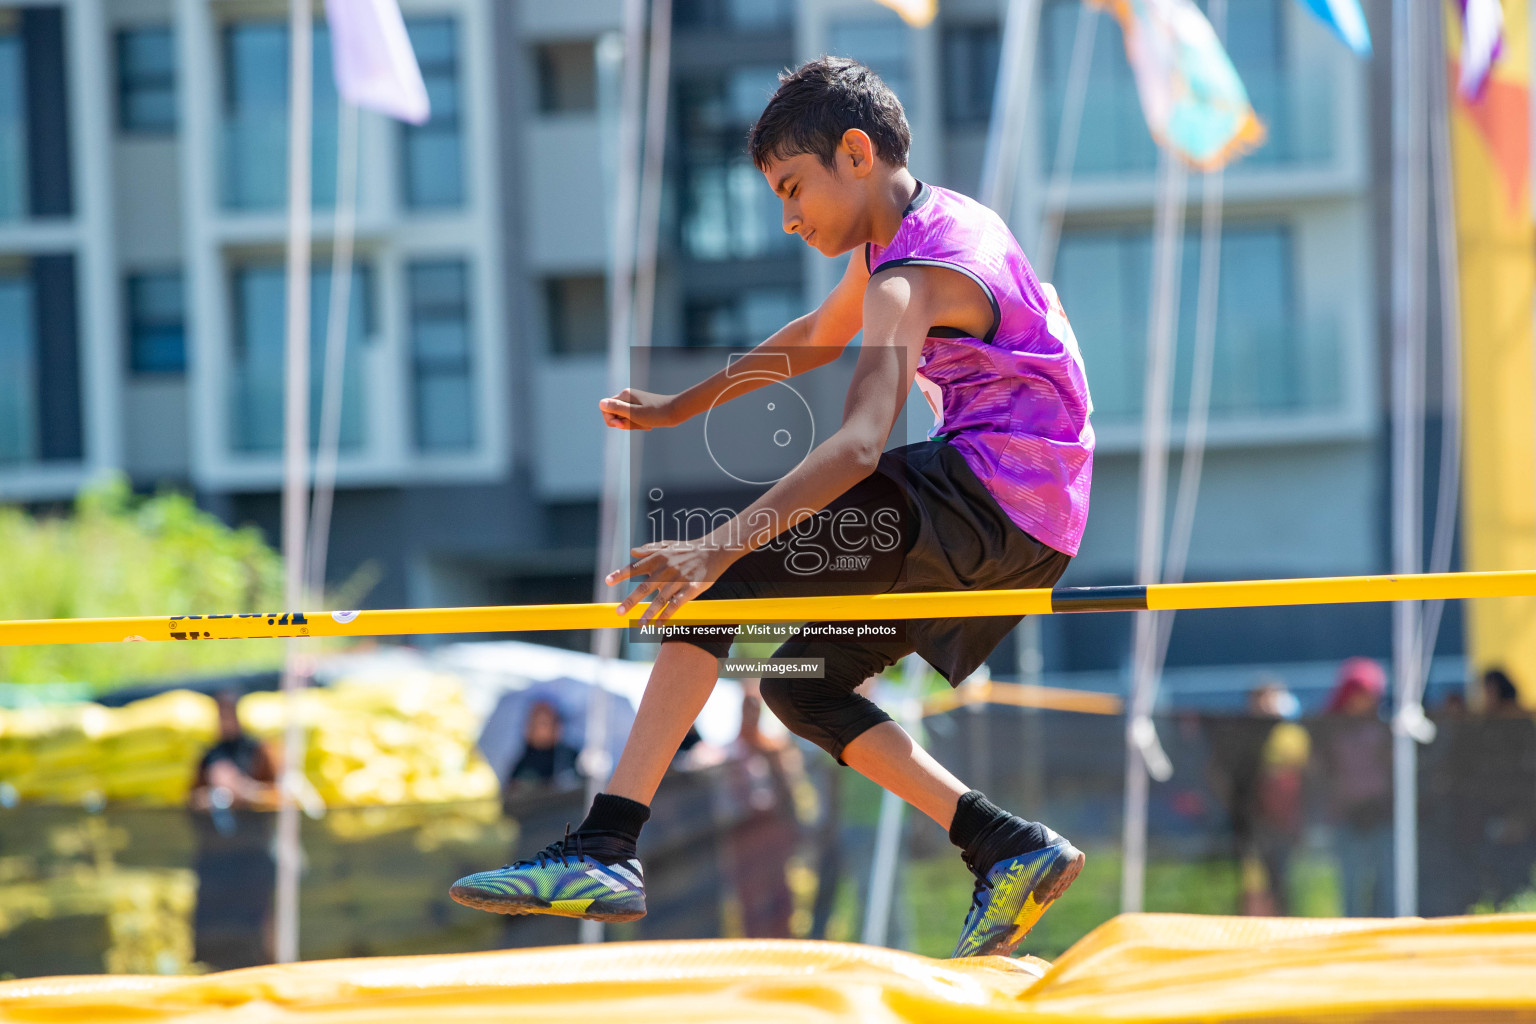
[406,257,477,451]
[115,25,178,136]
[400,15,465,211]
[124,269,187,375]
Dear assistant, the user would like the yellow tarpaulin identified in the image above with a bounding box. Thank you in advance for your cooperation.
[2,913,1534,1023]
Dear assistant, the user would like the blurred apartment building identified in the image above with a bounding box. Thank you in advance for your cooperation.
[0,0,1438,694]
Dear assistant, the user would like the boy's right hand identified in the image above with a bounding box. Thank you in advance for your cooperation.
[599,388,677,430]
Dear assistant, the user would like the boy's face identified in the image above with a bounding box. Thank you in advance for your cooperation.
[761,134,874,257]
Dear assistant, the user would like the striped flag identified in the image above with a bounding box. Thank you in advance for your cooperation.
[872,0,937,29]
[1457,0,1505,101]
[325,0,430,124]
[1091,0,1265,170]
[1294,0,1372,56]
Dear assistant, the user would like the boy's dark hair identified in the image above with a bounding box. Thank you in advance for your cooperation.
[747,56,910,172]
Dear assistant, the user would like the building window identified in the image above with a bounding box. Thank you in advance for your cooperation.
[1,8,72,221]
[546,275,606,356]
[126,271,185,374]
[828,16,912,115]
[942,23,999,128]
[0,255,81,463]
[401,18,463,209]
[408,260,475,451]
[674,0,792,31]
[0,17,27,220]
[0,266,36,462]
[117,26,176,134]
[230,262,369,453]
[536,41,596,114]
[677,67,790,261]
[685,287,801,348]
[1053,223,1338,424]
[221,20,340,210]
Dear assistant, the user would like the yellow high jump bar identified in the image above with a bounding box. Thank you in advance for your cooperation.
[3,569,1536,647]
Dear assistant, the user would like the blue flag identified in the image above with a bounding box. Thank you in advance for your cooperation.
[1295,0,1372,56]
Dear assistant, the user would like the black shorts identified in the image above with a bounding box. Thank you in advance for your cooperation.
[662,438,1072,688]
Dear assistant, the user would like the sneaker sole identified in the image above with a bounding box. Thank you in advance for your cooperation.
[986,844,1086,958]
[448,887,646,922]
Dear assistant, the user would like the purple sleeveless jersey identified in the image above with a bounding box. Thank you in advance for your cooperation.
[867,183,1094,556]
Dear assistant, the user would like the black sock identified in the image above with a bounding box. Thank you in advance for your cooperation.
[948,790,1052,876]
[571,792,650,864]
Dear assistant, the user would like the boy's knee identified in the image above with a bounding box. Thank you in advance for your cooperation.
[759,676,805,733]
[759,676,893,764]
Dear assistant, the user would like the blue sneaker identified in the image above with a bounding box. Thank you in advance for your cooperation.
[449,828,647,922]
[950,833,1084,958]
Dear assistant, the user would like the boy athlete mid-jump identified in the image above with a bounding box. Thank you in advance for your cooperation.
[451,57,1093,959]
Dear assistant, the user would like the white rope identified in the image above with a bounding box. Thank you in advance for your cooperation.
[980,0,1043,217]
[1121,148,1186,913]
[1413,2,1462,728]
[307,97,360,601]
[862,655,930,947]
[1152,0,1226,679]
[1034,2,1098,281]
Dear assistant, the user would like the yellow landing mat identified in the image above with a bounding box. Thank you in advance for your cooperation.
[3,913,1535,1023]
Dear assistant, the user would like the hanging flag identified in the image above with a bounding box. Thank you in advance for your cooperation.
[872,0,937,29]
[325,0,430,124]
[1090,0,1265,170]
[1294,0,1372,56]
[1456,0,1504,101]
[1444,0,1536,699]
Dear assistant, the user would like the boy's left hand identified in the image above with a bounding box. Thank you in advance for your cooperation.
[607,540,730,625]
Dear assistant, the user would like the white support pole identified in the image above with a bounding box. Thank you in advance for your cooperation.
[862,655,929,947]
[1121,151,1185,914]
[1390,0,1429,919]
[276,0,315,965]
[980,0,1042,221]
[632,0,671,354]
[583,0,646,946]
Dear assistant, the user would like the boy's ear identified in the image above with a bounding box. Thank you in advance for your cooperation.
[840,128,877,178]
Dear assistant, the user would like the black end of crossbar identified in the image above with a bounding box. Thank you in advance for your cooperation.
[1049,585,1149,613]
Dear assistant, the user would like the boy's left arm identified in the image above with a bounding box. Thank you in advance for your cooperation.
[609,268,935,625]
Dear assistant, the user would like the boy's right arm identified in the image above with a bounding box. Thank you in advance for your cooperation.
[599,250,868,430]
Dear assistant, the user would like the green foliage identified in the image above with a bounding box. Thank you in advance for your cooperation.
[0,476,288,689]
[1470,868,1536,915]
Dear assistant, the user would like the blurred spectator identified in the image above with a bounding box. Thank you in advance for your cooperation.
[1241,681,1310,916]
[1481,668,1524,717]
[674,719,729,770]
[506,701,581,790]
[1437,691,1467,717]
[189,690,278,812]
[188,690,278,970]
[1318,657,1393,917]
[1462,667,1536,905]
[721,682,804,938]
